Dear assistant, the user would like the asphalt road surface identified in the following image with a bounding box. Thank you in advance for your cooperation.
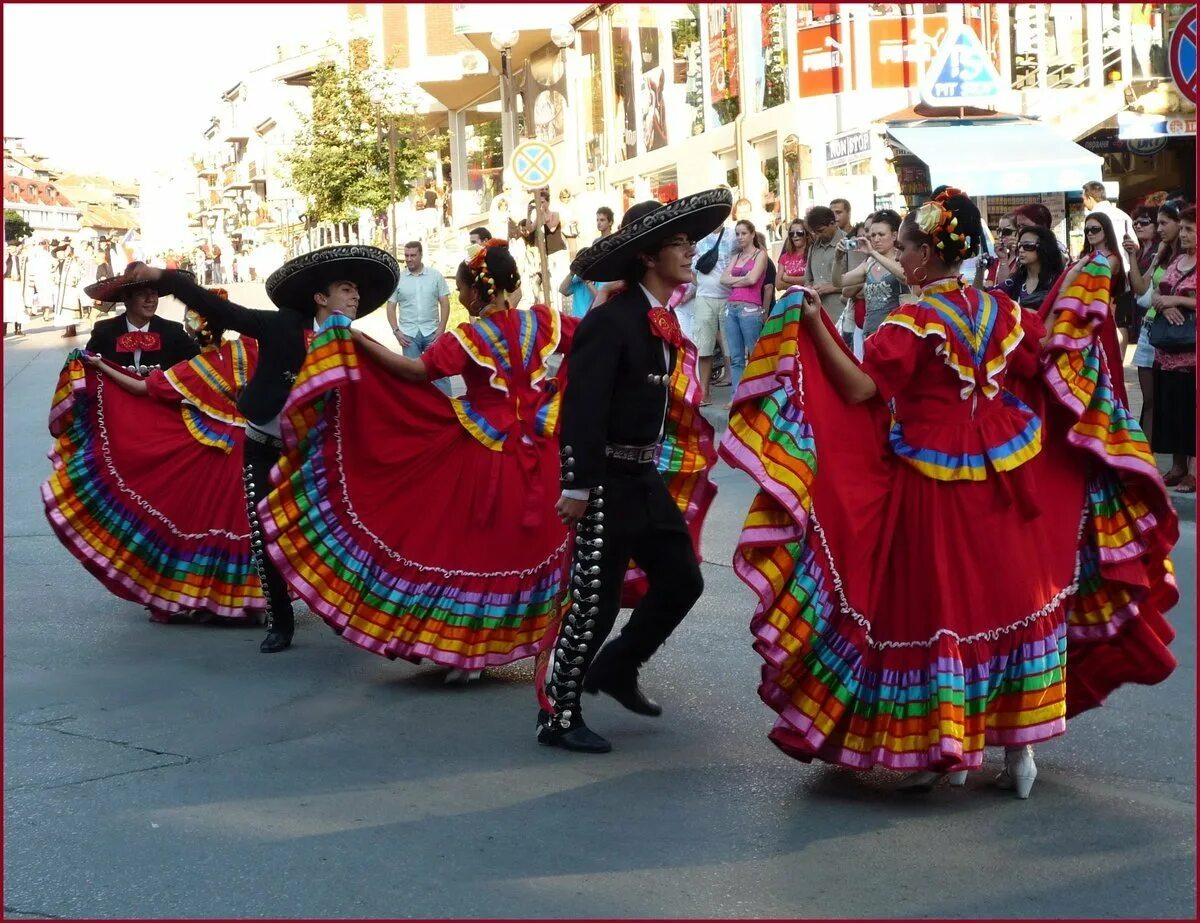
[3,292,1195,919]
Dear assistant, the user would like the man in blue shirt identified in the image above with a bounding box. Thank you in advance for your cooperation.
[385,240,451,394]
[559,206,615,317]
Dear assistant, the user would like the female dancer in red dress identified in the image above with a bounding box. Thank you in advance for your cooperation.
[259,241,577,682]
[720,189,1177,798]
[43,301,264,623]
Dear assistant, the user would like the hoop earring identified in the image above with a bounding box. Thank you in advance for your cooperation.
[913,267,928,284]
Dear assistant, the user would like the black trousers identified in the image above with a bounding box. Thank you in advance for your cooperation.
[586,464,704,669]
[242,436,294,632]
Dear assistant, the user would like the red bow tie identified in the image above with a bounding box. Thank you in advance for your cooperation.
[115,331,162,354]
[304,329,316,349]
[647,307,682,348]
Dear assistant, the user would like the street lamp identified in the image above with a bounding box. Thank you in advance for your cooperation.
[550,24,576,50]
[490,29,520,157]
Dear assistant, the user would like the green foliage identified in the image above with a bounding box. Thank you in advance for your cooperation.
[4,209,32,243]
[284,52,445,225]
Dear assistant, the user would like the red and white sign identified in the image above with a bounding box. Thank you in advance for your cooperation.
[1169,7,1197,103]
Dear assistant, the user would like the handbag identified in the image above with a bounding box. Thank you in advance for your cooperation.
[1147,311,1196,352]
[694,227,725,275]
[1147,265,1196,353]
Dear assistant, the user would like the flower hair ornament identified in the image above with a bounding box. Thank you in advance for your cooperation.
[465,239,513,308]
[914,187,972,259]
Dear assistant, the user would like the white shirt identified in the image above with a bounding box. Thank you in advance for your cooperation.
[126,318,150,371]
[391,265,450,337]
[560,285,671,503]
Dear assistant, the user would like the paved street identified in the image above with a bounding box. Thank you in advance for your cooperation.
[3,295,1195,919]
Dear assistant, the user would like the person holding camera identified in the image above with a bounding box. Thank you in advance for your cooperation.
[832,209,906,340]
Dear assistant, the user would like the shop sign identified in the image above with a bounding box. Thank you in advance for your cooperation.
[1127,137,1169,157]
[1080,130,1126,155]
[1118,111,1198,138]
[919,23,1005,108]
[797,21,849,97]
[869,15,949,88]
[825,130,872,167]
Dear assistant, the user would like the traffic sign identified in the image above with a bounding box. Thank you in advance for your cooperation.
[511,140,557,190]
[919,23,1004,108]
[1169,7,1197,104]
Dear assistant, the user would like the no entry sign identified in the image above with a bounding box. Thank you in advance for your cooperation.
[1169,7,1197,104]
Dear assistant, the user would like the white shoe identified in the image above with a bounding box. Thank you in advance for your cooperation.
[444,668,483,685]
[1000,745,1037,799]
[897,769,968,792]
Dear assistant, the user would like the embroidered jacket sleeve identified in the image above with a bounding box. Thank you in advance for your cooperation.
[157,271,272,340]
[558,307,622,490]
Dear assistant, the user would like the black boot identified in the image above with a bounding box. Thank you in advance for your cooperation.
[583,639,662,717]
[536,710,612,753]
[260,629,293,653]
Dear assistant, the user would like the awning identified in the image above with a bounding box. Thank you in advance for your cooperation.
[886,119,1104,195]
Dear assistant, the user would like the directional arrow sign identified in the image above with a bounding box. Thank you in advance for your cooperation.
[511,140,557,190]
[919,23,1004,109]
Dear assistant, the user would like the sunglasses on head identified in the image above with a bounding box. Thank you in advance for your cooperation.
[1018,242,1039,252]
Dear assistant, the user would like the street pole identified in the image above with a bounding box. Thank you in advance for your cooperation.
[388,118,398,259]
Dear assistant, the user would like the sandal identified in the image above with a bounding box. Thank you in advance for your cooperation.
[1162,469,1186,487]
[1174,475,1196,494]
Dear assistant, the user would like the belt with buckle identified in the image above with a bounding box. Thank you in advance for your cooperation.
[245,425,285,451]
[605,442,657,464]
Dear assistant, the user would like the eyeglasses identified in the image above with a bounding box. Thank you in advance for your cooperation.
[1133,219,1154,227]
[1085,225,1105,237]
[1018,242,1039,252]
[662,237,695,249]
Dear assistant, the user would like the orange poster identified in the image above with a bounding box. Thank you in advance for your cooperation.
[869,14,950,88]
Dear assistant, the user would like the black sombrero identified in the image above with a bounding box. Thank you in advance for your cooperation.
[265,245,400,318]
[84,262,194,302]
[570,188,733,282]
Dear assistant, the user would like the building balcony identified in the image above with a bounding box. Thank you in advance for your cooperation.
[247,159,269,188]
[224,124,251,143]
[222,166,252,192]
[194,156,219,176]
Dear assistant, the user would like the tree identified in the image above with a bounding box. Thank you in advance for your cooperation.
[5,210,32,244]
[284,50,444,226]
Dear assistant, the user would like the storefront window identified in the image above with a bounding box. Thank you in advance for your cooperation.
[610,7,638,163]
[795,3,851,96]
[638,6,668,152]
[745,4,789,110]
[1046,3,1088,86]
[578,18,605,173]
[644,166,678,203]
[524,43,567,144]
[707,3,741,126]
[673,5,706,137]
[634,5,706,148]
[463,109,503,214]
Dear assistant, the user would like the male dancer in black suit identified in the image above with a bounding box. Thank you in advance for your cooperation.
[124,247,400,653]
[83,264,198,372]
[537,189,731,753]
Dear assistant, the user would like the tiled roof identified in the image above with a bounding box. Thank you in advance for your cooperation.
[80,202,138,231]
[3,173,76,208]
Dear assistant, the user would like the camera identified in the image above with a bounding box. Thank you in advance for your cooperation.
[844,237,861,251]
[978,254,995,269]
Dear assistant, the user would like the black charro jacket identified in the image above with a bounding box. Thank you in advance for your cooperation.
[84,313,198,371]
[558,285,677,491]
[157,271,310,428]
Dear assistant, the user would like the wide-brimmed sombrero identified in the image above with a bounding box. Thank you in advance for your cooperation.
[570,188,733,282]
[84,262,194,303]
[265,245,400,318]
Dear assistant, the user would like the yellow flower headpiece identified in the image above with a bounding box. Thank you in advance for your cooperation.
[914,187,972,257]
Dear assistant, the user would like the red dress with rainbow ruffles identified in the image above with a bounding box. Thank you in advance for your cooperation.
[719,276,1177,772]
[259,307,577,669]
[42,340,265,620]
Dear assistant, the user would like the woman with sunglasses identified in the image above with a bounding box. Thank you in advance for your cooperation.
[1045,212,1130,405]
[1149,206,1196,493]
[996,225,1064,313]
[776,219,809,293]
[1128,203,1183,439]
[991,213,1020,287]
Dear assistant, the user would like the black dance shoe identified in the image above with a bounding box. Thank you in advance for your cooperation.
[536,711,612,753]
[584,646,662,717]
[259,629,293,653]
